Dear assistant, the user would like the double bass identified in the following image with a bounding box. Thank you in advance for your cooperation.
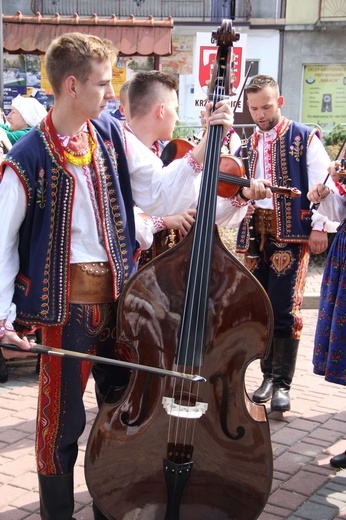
[85,19,274,519]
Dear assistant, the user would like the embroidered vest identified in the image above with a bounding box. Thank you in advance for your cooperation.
[1,110,138,326]
[236,118,320,252]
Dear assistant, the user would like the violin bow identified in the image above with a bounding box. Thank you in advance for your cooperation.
[1,343,206,382]
[233,61,253,115]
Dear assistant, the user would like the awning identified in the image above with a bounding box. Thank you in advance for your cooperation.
[2,12,174,56]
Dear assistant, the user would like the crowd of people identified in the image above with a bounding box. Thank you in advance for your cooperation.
[0,30,345,519]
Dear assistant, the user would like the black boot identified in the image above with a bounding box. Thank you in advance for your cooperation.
[271,338,299,412]
[330,451,346,468]
[38,472,76,520]
[0,350,8,383]
[252,348,273,403]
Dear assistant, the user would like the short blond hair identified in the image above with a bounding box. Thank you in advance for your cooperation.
[45,32,117,96]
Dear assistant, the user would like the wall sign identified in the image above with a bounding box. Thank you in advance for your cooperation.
[301,64,346,130]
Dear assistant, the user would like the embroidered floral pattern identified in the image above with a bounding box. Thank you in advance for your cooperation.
[263,131,274,182]
[36,167,46,209]
[289,135,304,161]
[104,139,118,176]
[186,151,203,173]
[313,222,346,386]
[270,250,294,275]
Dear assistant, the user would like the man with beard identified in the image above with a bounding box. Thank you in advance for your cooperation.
[236,74,330,412]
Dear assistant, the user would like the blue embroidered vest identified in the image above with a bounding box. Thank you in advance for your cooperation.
[1,110,138,326]
[236,118,321,252]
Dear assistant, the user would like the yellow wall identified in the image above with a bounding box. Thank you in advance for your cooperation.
[285,0,320,25]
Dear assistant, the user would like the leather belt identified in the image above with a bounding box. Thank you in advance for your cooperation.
[253,208,276,251]
[70,262,114,304]
[254,208,276,235]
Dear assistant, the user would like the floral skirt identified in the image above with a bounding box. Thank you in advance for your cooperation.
[313,220,346,386]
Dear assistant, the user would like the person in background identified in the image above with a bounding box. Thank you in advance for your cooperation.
[125,70,272,267]
[125,72,197,264]
[0,32,238,520]
[198,107,242,155]
[0,108,9,163]
[110,80,130,122]
[0,95,47,152]
[0,107,8,125]
[236,74,330,413]
[307,158,346,468]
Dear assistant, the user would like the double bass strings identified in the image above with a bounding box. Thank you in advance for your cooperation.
[166,46,230,458]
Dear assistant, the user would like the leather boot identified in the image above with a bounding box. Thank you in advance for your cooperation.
[330,451,346,468]
[38,472,76,520]
[0,350,8,383]
[271,338,299,412]
[252,348,273,403]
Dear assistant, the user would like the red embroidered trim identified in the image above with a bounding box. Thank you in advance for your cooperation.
[186,151,203,173]
[231,196,249,208]
[149,216,166,233]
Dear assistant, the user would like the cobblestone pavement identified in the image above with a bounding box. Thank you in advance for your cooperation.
[1,267,346,519]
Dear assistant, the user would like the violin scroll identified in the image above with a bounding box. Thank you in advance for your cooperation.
[271,186,302,198]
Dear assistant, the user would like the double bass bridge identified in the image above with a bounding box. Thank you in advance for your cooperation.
[162,396,208,419]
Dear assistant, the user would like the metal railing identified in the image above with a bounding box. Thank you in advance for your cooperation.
[173,123,255,140]
[29,0,267,22]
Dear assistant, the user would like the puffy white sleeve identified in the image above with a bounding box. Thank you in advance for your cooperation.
[215,197,248,227]
[312,189,346,232]
[125,130,201,217]
[133,206,154,251]
[0,166,27,322]
[307,134,331,188]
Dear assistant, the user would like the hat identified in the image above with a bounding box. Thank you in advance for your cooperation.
[11,95,47,127]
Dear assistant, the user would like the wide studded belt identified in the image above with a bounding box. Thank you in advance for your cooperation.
[70,262,114,304]
[254,208,276,235]
[253,208,277,251]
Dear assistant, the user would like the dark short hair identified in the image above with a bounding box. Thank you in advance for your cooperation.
[128,71,178,119]
[245,74,280,96]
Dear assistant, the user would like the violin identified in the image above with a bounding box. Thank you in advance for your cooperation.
[161,138,302,200]
[85,19,273,519]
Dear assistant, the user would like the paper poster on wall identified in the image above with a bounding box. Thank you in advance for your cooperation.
[40,55,52,94]
[2,54,42,114]
[162,36,194,75]
[301,64,346,130]
[194,32,247,113]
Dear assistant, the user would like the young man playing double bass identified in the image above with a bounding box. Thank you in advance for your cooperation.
[0,34,271,520]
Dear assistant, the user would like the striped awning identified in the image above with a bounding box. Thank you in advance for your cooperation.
[2,12,174,56]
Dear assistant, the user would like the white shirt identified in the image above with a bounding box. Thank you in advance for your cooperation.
[0,126,246,321]
[253,128,330,212]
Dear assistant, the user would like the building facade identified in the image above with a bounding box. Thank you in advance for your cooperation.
[2,0,345,132]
